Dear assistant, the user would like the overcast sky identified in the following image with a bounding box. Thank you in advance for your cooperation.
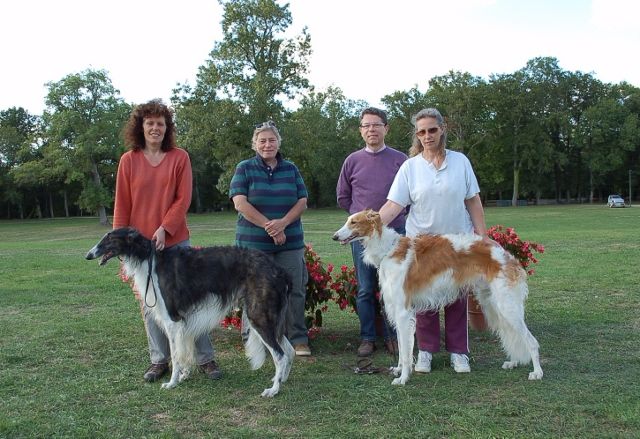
[1,0,639,115]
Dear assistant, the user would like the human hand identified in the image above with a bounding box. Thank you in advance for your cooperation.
[265,218,286,237]
[152,226,166,251]
[481,235,499,247]
[272,231,286,246]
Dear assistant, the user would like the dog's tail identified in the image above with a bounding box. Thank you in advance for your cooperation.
[482,280,536,365]
[276,269,293,342]
[244,268,292,369]
[245,326,267,370]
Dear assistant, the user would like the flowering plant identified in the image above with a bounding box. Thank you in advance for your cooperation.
[330,264,358,313]
[220,308,242,330]
[487,225,545,275]
[303,244,334,328]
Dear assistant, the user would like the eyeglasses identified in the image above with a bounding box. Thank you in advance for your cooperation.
[255,120,276,129]
[415,127,440,136]
[359,122,386,130]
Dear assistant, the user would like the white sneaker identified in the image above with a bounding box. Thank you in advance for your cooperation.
[414,350,432,373]
[451,353,471,373]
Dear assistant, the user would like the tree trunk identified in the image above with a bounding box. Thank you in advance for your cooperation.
[193,173,202,213]
[90,160,110,226]
[511,159,520,207]
[49,192,55,218]
[63,190,70,217]
[589,168,594,204]
[34,197,42,219]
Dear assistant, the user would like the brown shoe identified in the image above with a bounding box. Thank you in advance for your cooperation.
[357,340,376,356]
[384,339,398,356]
[144,363,169,382]
[294,344,311,356]
[199,360,222,380]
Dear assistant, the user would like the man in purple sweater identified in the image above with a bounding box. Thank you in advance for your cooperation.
[337,107,408,357]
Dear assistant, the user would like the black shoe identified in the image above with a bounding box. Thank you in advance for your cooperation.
[144,363,169,382]
[199,360,222,380]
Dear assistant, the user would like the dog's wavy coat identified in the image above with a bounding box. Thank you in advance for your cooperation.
[333,210,543,385]
[86,227,294,397]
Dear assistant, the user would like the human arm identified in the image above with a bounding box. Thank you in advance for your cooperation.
[160,151,193,237]
[378,199,405,226]
[112,154,132,230]
[264,198,307,237]
[464,194,492,244]
[231,194,271,228]
[336,160,352,211]
[155,151,193,250]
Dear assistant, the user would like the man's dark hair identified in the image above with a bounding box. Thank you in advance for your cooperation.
[359,107,388,125]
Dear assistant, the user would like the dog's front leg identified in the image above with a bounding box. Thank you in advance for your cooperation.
[161,323,182,389]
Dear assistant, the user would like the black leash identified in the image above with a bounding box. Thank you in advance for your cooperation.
[144,245,157,308]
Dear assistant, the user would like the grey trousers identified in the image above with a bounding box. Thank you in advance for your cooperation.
[141,240,215,365]
[240,247,308,346]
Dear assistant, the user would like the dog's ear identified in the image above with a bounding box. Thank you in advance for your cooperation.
[125,227,139,243]
[365,209,380,222]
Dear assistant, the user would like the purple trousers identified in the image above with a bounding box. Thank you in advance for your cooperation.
[415,295,469,354]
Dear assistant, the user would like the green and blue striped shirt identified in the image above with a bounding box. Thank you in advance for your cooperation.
[229,153,308,253]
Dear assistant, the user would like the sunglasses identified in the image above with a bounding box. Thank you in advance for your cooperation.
[255,120,276,129]
[415,127,440,136]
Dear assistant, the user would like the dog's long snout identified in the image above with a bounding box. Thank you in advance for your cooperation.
[331,233,340,241]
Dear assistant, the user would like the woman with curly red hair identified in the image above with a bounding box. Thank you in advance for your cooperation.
[114,99,221,382]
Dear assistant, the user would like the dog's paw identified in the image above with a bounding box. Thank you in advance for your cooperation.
[391,376,408,386]
[261,388,279,397]
[178,371,190,383]
[528,370,543,380]
[502,361,518,370]
[161,382,177,389]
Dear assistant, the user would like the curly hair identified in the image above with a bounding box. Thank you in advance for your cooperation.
[123,99,177,151]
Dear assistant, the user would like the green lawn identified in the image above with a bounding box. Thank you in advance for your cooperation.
[1,205,639,438]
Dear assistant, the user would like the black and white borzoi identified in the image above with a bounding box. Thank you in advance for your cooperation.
[86,227,294,397]
[333,210,543,385]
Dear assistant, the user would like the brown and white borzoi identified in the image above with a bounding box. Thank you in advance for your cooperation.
[333,210,543,385]
[86,227,294,397]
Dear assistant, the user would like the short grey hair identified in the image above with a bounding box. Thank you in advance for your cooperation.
[251,121,282,149]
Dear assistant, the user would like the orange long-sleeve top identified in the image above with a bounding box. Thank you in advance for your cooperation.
[113,148,192,247]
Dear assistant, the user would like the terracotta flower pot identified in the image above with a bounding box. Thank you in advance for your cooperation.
[468,291,488,331]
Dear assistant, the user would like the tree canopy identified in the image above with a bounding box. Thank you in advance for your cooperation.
[1,2,639,220]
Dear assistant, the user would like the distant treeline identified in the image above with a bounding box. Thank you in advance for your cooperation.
[1,0,638,222]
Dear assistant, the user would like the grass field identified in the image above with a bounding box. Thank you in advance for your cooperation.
[1,205,639,438]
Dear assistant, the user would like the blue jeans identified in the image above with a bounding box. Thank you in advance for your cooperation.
[351,226,404,342]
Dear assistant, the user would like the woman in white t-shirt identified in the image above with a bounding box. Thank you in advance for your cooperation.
[379,108,489,374]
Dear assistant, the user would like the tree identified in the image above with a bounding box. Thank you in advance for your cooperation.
[284,87,363,207]
[382,86,429,148]
[43,69,130,224]
[208,0,312,120]
[176,0,313,201]
[427,71,489,155]
[0,107,40,218]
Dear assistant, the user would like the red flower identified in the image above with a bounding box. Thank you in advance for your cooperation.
[487,225,544,275]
